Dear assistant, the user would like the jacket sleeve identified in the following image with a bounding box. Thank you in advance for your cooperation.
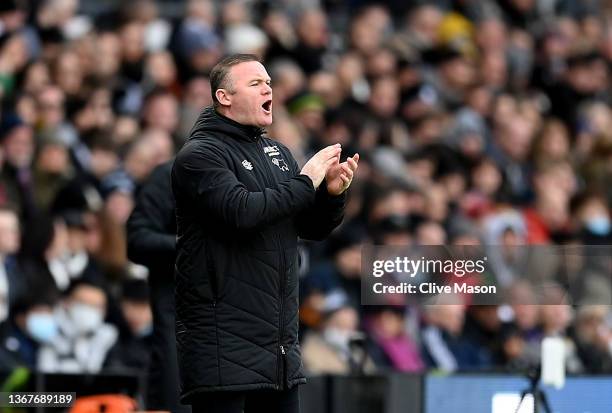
[172,140,316,231]
[127,162,176,266]
[288,150,346,241]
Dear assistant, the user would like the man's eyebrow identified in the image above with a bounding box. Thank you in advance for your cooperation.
[248,77,272,83]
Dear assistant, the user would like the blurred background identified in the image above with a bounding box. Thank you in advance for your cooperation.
[0,0,611,411]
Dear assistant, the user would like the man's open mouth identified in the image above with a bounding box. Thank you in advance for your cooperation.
[262,100,272,113]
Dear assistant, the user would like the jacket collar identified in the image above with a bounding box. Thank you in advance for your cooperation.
[214,109,264,142]
[190,106,264,143]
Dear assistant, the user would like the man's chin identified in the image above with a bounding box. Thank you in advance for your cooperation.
[258,115,273,127]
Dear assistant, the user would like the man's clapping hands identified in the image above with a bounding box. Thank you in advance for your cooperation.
[300,144,359,195]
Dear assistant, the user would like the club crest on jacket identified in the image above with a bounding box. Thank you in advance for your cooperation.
[272,157,289,172]
[242,160,253,170]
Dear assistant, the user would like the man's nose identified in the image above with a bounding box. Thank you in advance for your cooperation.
[262,84,272,95]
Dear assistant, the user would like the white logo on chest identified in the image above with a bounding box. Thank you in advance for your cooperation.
[263,145,281,157]
[272,157,289,171]
[242,160,253,170]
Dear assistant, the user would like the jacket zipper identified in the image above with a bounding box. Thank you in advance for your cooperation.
[254,139,287,389]
[277,251,286,389]
[205,240,221,385]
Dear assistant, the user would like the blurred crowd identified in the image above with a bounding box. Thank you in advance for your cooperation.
[0,0,611,387]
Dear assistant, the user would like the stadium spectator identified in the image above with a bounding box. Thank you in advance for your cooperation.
[0,293,58,370]
[302,298,375,375]
[365,306,425,373]
[422,298,492,371]
[110,278,153,371]
[37,280,118,373]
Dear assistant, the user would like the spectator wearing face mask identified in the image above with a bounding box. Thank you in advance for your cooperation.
[37,280,118,373]
[15,209,105,304]
[302,293,375,375]
[46,210,106,293]
[571,191,612,244]
[0,294,58,370]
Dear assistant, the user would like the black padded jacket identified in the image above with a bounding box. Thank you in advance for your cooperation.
[171,107,345,402]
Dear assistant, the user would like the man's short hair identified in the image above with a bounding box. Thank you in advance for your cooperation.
[209,54,260,109]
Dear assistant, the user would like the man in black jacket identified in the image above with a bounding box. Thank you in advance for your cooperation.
[126,161,190,413]
[172,54,358,413]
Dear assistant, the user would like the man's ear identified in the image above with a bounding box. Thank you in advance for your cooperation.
[215,89,232,107]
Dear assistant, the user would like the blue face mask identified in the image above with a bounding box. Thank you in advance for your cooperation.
[585,216,611,236]
[26,313,58,344]
[135,323,153,338]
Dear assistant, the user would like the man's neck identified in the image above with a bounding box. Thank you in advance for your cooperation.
[215,107,239,124]
[213,107,262,139]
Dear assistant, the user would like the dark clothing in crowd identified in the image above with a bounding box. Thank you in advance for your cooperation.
[1,256,28,315]
[0,163,38,221]
[108,333,152,371]
[126,161,188,412]
[0,321,39,369]
[172,107,345,403]
[421,326,493,371]
[461,311,500,367]
[0,168,24,214]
